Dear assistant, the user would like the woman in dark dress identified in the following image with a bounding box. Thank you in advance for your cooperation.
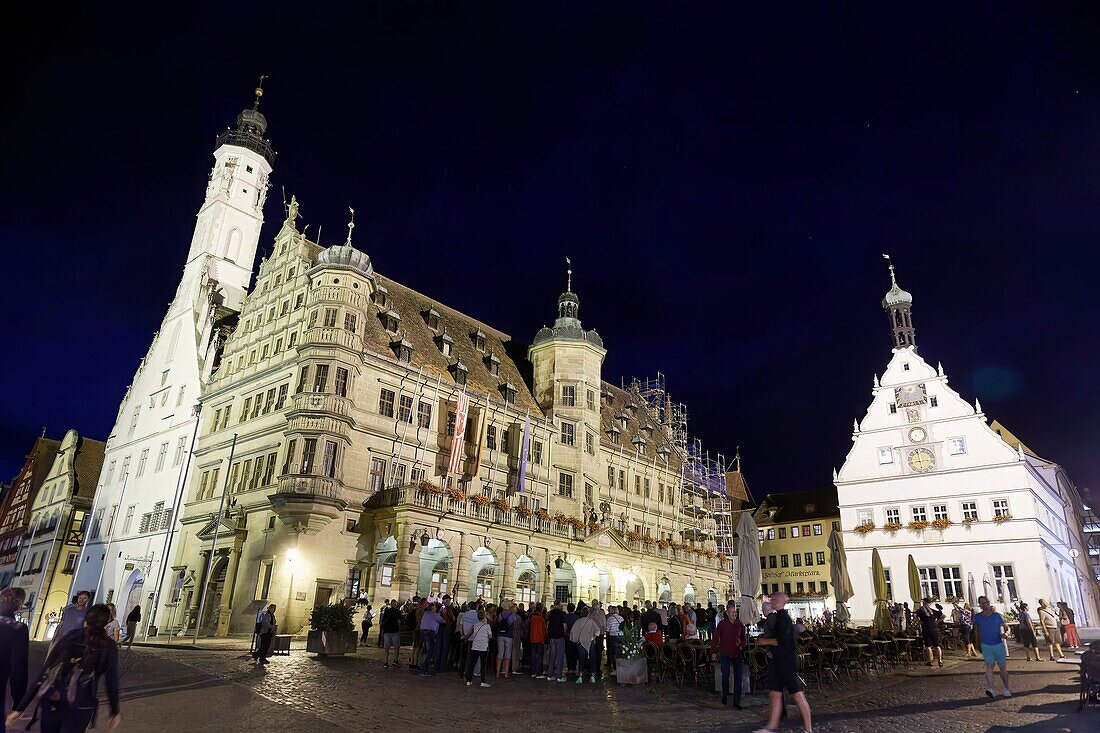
[7,604,120,732]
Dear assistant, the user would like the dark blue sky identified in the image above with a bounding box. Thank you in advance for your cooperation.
[2,3,1098,496]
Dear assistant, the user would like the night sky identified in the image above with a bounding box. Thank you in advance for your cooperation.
[3,3,1099,497]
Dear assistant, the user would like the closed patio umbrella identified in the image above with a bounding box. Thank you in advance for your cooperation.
[907,554,921,605]
[967,572,978,608]
[736,511,761,626]
[982,574,993,602]
[828,529,854,625]
[871,548,895,632]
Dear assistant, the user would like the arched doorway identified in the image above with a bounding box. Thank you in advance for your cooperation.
[119,568,145,637]
[417,539,453,599]
[658,577,672,604]
[707,587,719,609]
[514,555,539,604]
[375,536,397,599]
[201,555,229,635]
[590,566,611,604]
[468,547,497,601]
[625,577,645,604]
[683,583,697,605]
[552,561,576,604]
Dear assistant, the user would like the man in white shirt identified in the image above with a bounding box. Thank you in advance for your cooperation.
[605,605,624,675]
[459,603,481,678]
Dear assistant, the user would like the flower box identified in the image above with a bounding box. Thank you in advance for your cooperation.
[993,514,1013,524]
[417,481,443,495]
[471,494,491,507]
[306,629,358,656]
[882,522,902,533]
[853,522,875,536]
[513,505,531,518]
[907,520,929,531]
[930,518,952,530]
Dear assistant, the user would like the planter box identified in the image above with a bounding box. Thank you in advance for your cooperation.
[615,657,648,685]
[306,629,357,656]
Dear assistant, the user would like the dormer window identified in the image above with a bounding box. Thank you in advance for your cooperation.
[436,329,454,357]
[640,422,654,434]
[423,306,442,331]
[632,436,646,455]
[450,361,468,386]
[657,446,670,460]
[381,309,401,333]
[471,328,487,352]
[372,284,388,308]
[392,338,413,363]
[500,382,517,405]
[484,350,501,376]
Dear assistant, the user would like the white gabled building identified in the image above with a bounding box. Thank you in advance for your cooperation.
[67,84,276,634]
[836,257,1099,626]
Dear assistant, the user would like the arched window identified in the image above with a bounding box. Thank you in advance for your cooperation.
[225,228,242,262]
[516,571,536,604]
[475,567,494,599]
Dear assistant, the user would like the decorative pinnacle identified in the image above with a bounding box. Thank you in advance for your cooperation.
[883,253,898,287]
[345,206,355,246]
[253,75,268,109]
[566,257,573,292]
[734,445,742,473]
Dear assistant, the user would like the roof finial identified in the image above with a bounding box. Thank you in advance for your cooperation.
[883,252,898,287]
[345,206,355,245]
[734,445,742,473]
[253,74,268,110]
[566,256,573,292]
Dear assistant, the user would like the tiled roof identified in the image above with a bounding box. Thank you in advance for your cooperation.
[72,435,107,502]
[361,273,541,414]
[753,486,839,526]
[724,471,753,507]
[597,382,681,471]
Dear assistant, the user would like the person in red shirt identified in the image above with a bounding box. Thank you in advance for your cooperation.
[711,601,748,708]
[527,603,548,678]
[643,622,664,646]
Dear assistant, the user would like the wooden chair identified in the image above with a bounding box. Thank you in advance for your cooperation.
[643,641,663,684]
[661,643,683,686]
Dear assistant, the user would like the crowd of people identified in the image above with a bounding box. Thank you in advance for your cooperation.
[0,587,122,732]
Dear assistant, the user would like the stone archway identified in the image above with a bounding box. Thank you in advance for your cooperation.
[468,547,497,601]
[552,560,577,604]
[514,555,540,604]
[374,536,398,599]
[658,577,672,604]
[683,583,697,605]
[417,539,453,599]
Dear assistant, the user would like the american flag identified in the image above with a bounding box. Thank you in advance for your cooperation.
[447,392,469,476]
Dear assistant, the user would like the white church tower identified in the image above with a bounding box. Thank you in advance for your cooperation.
[69,82,275,633]
[835,256,1095,625]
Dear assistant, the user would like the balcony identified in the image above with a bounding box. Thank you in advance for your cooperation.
[291,392,353,419]
[309,286,365,309]
[303,327,362,352]
[275,474,343,500]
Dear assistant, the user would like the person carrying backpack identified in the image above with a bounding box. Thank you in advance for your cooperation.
[0,587,29,733]
[495,602,515,678]
[7,603,120,732]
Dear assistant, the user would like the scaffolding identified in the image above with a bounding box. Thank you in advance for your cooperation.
[629,374,738,565]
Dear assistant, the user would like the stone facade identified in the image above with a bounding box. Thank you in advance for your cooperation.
[164,209,735,636]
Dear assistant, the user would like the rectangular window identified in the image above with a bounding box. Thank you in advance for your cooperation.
[251,395,262,419]
[197,471,210,501]
[500,428,509,453]
[155,442,168,472]
[561,385,576,406]
[239,460,252,492]
[768,555,777,569]
[417,401,432,428]
[911,506,927,522]
[378,388,395,417]
[560,421,575,446]
[780,554,790,568]
[242,396,252,420]
[878,447,894,464]
[322,441,338,478]
[766,528,775,540]
[263,388,276,414]
[446,411,456,436]
[105,461,116,486]
[587,390,596,410]
[256,560,273,600]
[618,470,625,491]
[262,452,277,485]
[208,468,220,499]
[301,439,318,474]
[533,441,543,465]
[487,425,497,450]
[885,507,900,525]
[857,509,873,526]
[816,551,825,565]
[585,432,595,455]
[808,581,816,593]
[136,449,149,477]
[313,365,330,393]
[369,458,386,492]
[391,463,406,488]
[212,408,222,432]
[783,583,792,595]
[992,499,1009,518]
[634,476,641,495]
[261,344,269,360]
[947,437,967,455]
[276,384,289,409]
[585,482,593,505]
[275,337,284,353]
[122,505,136,534]
[250,458,264,490]
[295,293,304,309]
[343,313,357,332]
[398,395,413,423]
[644,478,650,498]
[792,553,802,566]
[282,439,297,474]
[961,501,978,521]
[790,526,800,538]
[819,580,828,595]
[323,308,338,328]
[558,472,574,498]
[813,523,822,535]
[796,582,804,593]
[778,527,786,539]
[288,331,298,348]
[410,467,425,484]
[883,569,893,600]
[889,404,897,414]
[940,566,963,598]
[991,564,1017,599]
[334,367,349,398]
[932,504,948,521]
[173,436,186,467]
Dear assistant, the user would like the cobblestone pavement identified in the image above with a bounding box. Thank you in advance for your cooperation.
[18,641,1098,732]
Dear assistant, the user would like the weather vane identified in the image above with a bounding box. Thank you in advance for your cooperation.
[566,256,572,291]
[882,252,898,286]
[253,74,269,108]
[346,206,355,245]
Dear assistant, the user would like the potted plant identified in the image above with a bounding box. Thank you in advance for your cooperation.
[417,480,443,495]
[492,496,510,512]
[930,517,952,530]
[306,603,357,656]
[445,486,466,502]
[882,521,903,533]
[853,522,875,536]
[993,513,1013,524]
[615,620,647,684]
[471,494,491,507]
[535,508,551,521]
[513,504,531,518]
[907,519,929,531]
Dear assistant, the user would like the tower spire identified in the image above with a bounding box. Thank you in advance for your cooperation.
[566,257,573,292]
[345,206,356,246]
[881,253,916,350]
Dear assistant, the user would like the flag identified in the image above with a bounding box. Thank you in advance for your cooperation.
[471,402,489,477]
[514,411,531,494]
[447,392,469,476]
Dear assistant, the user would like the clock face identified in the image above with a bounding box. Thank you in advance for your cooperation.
[908,448,935,473]
[895,384,927,407]
[908,427,927,443]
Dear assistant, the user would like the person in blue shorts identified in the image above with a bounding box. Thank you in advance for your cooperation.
[973,595,1011,698]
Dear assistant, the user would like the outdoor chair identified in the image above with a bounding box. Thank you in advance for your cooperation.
[643,640,663,684]
[747,645,770,694]
[1079,649,1100,711]
[661,643,683,686]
